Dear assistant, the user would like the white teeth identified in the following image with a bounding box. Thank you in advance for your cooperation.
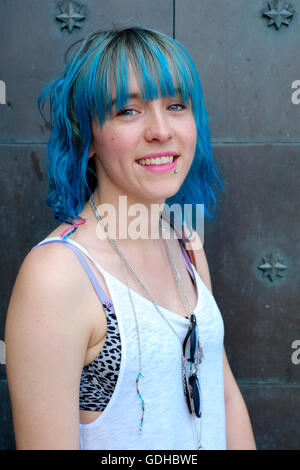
[137,156,175,165]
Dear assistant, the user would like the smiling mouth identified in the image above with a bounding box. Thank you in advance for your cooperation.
[136,155,178,166]
[135,155,179,174]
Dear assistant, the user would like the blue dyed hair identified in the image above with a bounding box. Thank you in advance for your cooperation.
[38,26,223,228]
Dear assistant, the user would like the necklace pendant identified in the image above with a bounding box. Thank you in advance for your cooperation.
[181,355,188,395]
[198,342,204,364]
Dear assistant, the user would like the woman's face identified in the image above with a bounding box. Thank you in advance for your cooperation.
[89,68,197,205]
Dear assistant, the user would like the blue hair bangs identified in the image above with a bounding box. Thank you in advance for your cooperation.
[75,30,196,127]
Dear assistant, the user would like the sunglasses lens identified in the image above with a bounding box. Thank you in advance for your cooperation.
[191,329,197,363]
[184,375,193,414]
[189,374,201,418]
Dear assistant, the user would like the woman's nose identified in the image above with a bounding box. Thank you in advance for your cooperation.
[144,108,174,142]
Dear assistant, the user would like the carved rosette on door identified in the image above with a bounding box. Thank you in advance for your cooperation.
[262,0,295,30]
[257,250,287,282]
[56,1,86,33]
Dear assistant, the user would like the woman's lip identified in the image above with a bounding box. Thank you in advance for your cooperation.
[136,155,178,173]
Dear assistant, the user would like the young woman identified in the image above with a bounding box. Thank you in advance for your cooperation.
[5,27,256,450]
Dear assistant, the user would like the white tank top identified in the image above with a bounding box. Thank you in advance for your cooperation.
[36,237,226,450]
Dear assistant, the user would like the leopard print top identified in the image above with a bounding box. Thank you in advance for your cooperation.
[79,301,121,411]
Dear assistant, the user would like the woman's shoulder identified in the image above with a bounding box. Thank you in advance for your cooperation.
[6,225,94,348]
[21,236,85,305]
[22,218,96,299]
[25,214,106,297]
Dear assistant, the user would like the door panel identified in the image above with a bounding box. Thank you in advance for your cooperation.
[176,0,300,450]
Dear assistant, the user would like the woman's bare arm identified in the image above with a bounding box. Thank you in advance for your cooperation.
[5,245,92,449]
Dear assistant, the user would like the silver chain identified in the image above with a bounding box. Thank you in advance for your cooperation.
[161,220,204,369]
[89,193,203,449]
[160,221,193,316]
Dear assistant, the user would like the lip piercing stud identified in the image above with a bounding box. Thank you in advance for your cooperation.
[174,169,179,174]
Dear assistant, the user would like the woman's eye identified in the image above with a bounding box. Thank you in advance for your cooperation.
[168,103,185,111]
[117,108,137,117]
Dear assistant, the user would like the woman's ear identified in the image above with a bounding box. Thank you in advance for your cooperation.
[88,142,95,158]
